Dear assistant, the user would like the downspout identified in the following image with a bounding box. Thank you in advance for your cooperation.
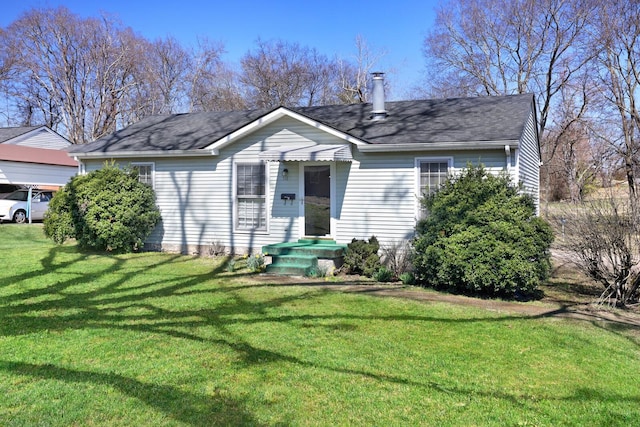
[74,157,84,175]
[505,145,511,174]
[27,186,32,224]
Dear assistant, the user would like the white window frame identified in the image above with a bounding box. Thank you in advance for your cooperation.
[415,157,453,220]
[131,162,155,189]
[234,161,269,233]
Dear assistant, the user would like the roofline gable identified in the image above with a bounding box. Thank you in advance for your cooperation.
[2,126,71,146]
[205,106,368,154]
[0,126,42,144]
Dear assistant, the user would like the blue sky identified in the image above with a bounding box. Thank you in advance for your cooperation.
[1,0,441,100]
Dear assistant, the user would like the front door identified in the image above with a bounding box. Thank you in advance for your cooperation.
[304,165,331,236]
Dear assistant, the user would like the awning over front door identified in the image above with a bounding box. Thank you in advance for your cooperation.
[259,144,353,162]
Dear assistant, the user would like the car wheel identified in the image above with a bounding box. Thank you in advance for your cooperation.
[13,210,27,224]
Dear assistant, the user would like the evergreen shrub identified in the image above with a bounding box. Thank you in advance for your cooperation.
[373,266,393,282]
[44,163,161,252]
[343,236,381,277]
[412,164,553,298]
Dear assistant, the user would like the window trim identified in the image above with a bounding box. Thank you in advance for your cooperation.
[415,157,453,220]
[234,161,269,233]
[131,162,155,189]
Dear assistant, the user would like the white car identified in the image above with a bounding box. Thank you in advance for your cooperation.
[0,190,55,223]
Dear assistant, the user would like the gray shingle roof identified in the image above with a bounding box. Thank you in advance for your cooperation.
[69,94,534,154]
[70,109,270,153]
[297,94,534,145]
[0,126,42,144]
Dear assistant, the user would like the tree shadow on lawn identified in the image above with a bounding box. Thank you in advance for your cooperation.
[0,360,266,426]
[0,243,245,310]
[1,244,639,423]
[2,354,638,426]
[0,245,272,424]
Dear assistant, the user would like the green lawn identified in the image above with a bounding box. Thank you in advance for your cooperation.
[0,225,638,426]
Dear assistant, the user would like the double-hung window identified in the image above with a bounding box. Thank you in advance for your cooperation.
[236,163,267,231]
[131,163,155,188]
[416,158,451,218]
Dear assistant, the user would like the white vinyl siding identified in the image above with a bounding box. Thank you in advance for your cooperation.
[334,154,416,245]
[0,127,75,187]
[518,110,541,211]
[334,150,510,245]
[0,160,76,187]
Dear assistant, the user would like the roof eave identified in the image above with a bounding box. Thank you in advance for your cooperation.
[70,149,217,160]
[357,140,520,152]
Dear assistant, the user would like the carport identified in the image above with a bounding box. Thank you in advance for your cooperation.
[0,144,77,223]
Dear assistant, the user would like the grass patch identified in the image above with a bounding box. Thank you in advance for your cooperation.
[1,225,639,426]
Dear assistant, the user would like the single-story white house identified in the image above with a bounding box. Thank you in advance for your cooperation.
[0,126,77,190]
[69,77,540,265]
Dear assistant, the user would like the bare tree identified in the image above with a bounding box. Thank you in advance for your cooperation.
[556,196,640,307]
[85,21,140,140]
[239,39,342,108]
[2,8,390,139]
[12,74,63,129]
[0,29,10,80]
[593,0,640,206]
[423,0,593,133]
[423,0,597,205]
[303,48,341,106]
[146,36,191,114]
[187,38,245,112]
[241,39,307,108]
[543,68,597,202]
[117,37,165,125]
[554,121,596,203]
[337,35,388,104]
[0,28,16,124]
[4,7,142,143]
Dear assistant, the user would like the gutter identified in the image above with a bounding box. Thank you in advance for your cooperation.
[69,149,218,160]
[68,140,521,158]
[357,140,519,152]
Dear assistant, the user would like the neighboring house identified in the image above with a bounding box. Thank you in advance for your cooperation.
[0,125,72,150]
[0,126,78,190]
[69,76,540,256]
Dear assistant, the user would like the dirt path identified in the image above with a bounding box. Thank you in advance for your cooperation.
[333,283,640,326]
[252,275,640,328]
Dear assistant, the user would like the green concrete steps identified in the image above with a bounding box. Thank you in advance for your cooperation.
[264,254,318,276]
[263,239,347,276]
[263,240,347,259]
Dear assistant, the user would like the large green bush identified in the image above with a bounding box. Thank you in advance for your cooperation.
[412,164,553,298]
[44,164,161,252]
